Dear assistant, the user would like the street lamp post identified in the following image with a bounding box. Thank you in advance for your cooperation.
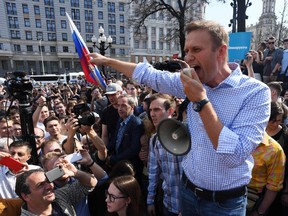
[39,39,45,75]
[91,26,113,78]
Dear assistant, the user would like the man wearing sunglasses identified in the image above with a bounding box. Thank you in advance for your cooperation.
[263,36,283,83]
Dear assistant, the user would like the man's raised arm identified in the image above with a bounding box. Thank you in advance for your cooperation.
[87,53,137,79]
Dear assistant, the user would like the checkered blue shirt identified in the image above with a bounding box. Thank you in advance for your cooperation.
[147,134,183,214]
[133,62,271,191]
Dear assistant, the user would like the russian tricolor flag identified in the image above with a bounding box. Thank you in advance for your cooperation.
[66,13,107,90]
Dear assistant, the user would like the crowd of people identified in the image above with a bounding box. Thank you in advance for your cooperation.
[0,19,287,216]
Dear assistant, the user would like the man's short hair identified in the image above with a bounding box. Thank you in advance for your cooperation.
[9,140,32,153]
[267,81,283,97]
[15,169,45,200]
[118,94,136,107]
[43,116,59,128]
[185,20,228,51]
[149,93,176,111]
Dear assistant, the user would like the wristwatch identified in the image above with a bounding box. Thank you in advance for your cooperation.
[192,98,210,112]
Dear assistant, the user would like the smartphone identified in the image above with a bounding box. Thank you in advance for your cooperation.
[182,68,193,78]
[45,167,65,182]
[64,152,82,163]
[0,157,25,173]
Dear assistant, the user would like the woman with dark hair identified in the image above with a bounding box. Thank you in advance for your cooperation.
[106,175,144,216]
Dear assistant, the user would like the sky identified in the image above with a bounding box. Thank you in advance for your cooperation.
[205,0,286,30]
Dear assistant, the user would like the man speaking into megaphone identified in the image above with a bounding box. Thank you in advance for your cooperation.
[88,20,270,216]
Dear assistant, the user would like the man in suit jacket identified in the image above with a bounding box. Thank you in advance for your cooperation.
[106,94,144,182]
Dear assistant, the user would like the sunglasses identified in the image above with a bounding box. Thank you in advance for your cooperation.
[268,42,275,44]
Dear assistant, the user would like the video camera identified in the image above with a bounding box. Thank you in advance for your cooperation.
[5,71,33,106]
[73,103,96,126]
[153,60,182,72]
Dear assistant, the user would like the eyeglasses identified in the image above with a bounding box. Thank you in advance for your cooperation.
[268,42,275,44]
[105,191,128,203]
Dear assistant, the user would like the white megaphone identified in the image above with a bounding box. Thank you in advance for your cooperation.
[157,118,191,155]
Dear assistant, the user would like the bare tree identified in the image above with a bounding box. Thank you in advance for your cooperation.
[277,0,288,46]
[128,0,209,59]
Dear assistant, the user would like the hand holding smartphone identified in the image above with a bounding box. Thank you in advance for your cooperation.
[45,167,65,182]
[0,157,25,173]
[64,152,82,163]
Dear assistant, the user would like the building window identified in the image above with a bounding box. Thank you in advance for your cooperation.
[44,0,54,6]
[48,33,56,41]
[120,48,125,55]
[98,0,103,7]
[85,22,93,33]
[6,2,17,15]
[75,21,81,31]
[62,33,68,41]
[120,37,125,45]
[34,5,40,15]
[143,41,147,49]
[36,32,43,40]
[98,11,103,19]
[84,0,92,9]
[86,34,93,42]
[45,8,55,19]
[119,2,124,11]
[119,14,124,23]
[36,19,42,28]
[108,25,116,35]
[159,28,163,37]
[24,18,30,27]
[152,41,156,49]
[60,7,65,16]
[166,42,170,50]
[27,45,33,52]
[14,44,21,52]
[22,4,29,14]
[85,10,93,21]
[50,46,56,52]
[159,42,163,50]
[61,20,66,29]
[39,45,45,52]
[0,43,3,50]
[9,17,19,28]
[134,40,139,49]
[110,48,115,55]
[108,2,115,12]
[11,30,21,39]
[71,0,80,7]
[151,27,156,36]
[112,36,116,44]
[26,31,32,40]
[59,0,65,3]
[63,46,69,52]
[120,26,125,34]
[108,14,116,24]
[72,9,80,20]
[47,20,56,31]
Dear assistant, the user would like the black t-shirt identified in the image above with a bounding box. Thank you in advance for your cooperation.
[100,104,119,140]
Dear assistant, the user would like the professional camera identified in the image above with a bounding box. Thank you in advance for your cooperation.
[73,103,96,126]
[5,71,33,106]
[153,60,182,72]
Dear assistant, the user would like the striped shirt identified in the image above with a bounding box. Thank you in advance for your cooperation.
[249,132,286,193]
[147,134,183,214]
[133,62,271,191]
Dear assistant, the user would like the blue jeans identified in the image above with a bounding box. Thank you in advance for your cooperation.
[180,181,247,216]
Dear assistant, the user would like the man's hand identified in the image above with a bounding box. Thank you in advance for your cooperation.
[180,68,207,102]
[77,149,93,166]
[66,117,79,136]
[243,53,253,67]
[147,205,156,216]
[87,53,109,67]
